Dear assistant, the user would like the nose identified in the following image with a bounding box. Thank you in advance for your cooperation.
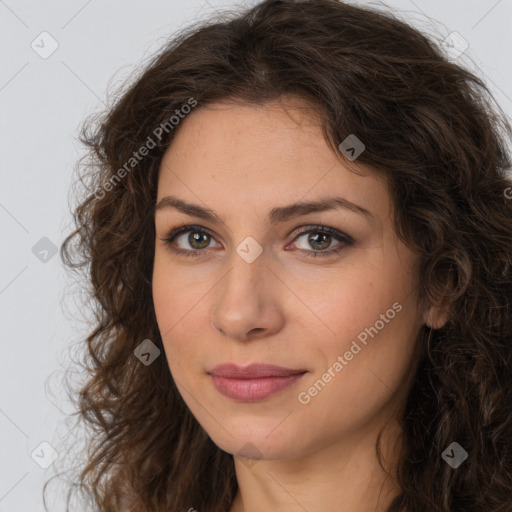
[210,252,285,342]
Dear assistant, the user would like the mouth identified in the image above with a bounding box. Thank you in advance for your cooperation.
[207,363,308,402]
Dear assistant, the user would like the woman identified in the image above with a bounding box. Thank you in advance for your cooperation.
[55,0,512,510]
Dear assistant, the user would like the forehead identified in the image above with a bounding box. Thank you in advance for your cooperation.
[157,98,391,222]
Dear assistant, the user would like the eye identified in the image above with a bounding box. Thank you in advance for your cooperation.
[289,225,354,258]
[159,224,354,259]
[160,225,220,257]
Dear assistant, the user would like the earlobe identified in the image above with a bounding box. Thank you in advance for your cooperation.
[423,304,450,330]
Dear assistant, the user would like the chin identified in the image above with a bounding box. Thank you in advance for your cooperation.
[205,420,306,462]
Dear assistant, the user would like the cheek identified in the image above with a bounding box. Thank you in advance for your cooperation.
[303,256,420,391]
[309,263,408,349]
[296,293,419,445]
[152,259,198,364]
[152,248,199,324]
[323,312,418,398]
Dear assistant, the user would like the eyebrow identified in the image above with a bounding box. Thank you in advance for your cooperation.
[154,195,374,224]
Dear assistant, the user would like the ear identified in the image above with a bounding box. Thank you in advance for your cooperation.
[422,302,451,330]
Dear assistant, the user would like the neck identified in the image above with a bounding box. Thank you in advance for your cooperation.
[229,411,404,512]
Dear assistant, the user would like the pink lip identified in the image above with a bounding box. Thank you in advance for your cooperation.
[208,364,307,402]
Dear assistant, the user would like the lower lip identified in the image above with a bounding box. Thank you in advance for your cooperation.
[210,373,306,402]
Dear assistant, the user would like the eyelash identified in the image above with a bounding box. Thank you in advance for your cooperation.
[159,224,354,259]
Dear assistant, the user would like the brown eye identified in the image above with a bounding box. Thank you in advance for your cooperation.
[182,231,211,250]
[304,232,333,251]
[161,224,354,259]
[290,225,354,258]
[163,226,220,253]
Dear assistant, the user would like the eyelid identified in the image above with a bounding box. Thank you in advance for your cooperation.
[161,223,352,242]
[163,224,217,240]
[160,223,354,257]
[291,224,354,244]
[161,224,221,251]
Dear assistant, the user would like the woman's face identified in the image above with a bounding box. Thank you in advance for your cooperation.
[152,97,429,462]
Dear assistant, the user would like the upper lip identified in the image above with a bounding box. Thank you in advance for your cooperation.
[208,363,307,379]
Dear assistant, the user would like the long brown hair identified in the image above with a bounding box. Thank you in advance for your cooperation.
[51,1,512,510]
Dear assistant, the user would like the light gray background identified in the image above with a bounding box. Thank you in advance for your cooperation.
[1,0,511,510]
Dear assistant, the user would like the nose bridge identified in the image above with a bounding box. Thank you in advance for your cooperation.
[210,245,283,340]
[220,245,268,306]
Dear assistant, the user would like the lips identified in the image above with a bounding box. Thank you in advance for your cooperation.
[208,363,307,379]
[208,363,307,402]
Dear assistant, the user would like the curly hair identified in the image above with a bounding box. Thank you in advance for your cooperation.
[52,0,512,510]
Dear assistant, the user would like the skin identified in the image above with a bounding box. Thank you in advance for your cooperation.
[152,95,447,512]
